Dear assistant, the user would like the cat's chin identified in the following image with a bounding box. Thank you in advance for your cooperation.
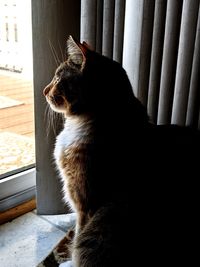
[59,261,73,267]
[49,103,65,114]
[45,97,65,114]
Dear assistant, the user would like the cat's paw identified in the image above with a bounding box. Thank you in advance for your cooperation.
[59,260,73,267]
[66,228,75,241]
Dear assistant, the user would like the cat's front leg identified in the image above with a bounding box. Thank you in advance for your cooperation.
[76,210,89,234]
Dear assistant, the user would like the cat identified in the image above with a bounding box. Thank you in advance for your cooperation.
[43,36,200,266]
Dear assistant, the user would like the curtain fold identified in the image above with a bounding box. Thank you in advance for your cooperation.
[96,0,103,53]
[102,0,115,58]
[113,0,126,63]
[81,0,200,129]
[123,0,145,96]
[171,0,200,126]
[186,4,200,127]
[136,0,155,107]
[147,0,167,123]
[157,0,183,125]
[80,0,97,48]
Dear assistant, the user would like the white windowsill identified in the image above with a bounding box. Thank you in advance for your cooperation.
[0,211,76,267]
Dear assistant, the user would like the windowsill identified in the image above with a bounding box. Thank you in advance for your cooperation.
[0,211,76,267]
[0,198,36,225]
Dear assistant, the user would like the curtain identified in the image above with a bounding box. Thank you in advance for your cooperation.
[81,0,200,128]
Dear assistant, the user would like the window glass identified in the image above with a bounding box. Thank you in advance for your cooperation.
[0,0,35,178]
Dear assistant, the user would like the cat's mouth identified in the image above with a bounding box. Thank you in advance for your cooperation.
[49,95,63,106]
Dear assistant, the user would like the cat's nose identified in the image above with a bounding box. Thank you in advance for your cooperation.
[43,84,51,96]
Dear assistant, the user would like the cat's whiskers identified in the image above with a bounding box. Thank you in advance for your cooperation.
[45,104,64,137]
[58,40,65,62]
[44,104,52,137]
[45,104,56,137]
[49,39,61,67]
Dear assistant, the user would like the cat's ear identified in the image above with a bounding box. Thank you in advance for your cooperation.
[66,36,87,70]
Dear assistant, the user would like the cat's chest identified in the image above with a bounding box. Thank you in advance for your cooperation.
[54,117,92,166]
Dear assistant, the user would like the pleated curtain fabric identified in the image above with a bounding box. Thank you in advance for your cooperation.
[81,0,200,128]
[156,0,183,125]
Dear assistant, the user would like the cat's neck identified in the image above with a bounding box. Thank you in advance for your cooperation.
[64,114,93,128]
[60,114,94,145]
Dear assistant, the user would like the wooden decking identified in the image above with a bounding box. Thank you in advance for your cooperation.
[0,71,34,138]
[0,71,35,175]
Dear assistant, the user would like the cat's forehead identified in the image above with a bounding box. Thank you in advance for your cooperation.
[55,61,82,81]
[54,63,73,79]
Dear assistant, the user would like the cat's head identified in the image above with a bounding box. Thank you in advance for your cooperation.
[44,36,148,124]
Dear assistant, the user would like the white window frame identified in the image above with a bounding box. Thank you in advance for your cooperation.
[0,168,36,212]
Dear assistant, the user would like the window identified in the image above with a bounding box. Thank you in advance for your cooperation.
[0,0,35,212]
[14,20,18,42]
[5,21,9,42]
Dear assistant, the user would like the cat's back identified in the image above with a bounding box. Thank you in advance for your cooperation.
[74,198,198,266]
[146,124,200,176]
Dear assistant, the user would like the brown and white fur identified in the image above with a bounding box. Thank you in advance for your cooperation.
[54,116,93,234]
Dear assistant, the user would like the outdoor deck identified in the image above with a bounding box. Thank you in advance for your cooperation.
[0,71,34,137]
[0,71,35,175]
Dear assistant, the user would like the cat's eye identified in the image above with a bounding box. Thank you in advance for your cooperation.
[55,76,60,82]
[53,76,60,85]
[55,68,64,77]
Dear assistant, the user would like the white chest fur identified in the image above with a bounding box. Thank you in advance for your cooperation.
[54,116,91,161]
[54,116,92,210]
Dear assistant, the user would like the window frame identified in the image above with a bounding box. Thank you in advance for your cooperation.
[0,168,36,212]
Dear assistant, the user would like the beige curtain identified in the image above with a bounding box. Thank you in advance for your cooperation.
[81,0,200,128]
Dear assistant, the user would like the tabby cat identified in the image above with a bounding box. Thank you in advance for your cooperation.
[43,36,199,266]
